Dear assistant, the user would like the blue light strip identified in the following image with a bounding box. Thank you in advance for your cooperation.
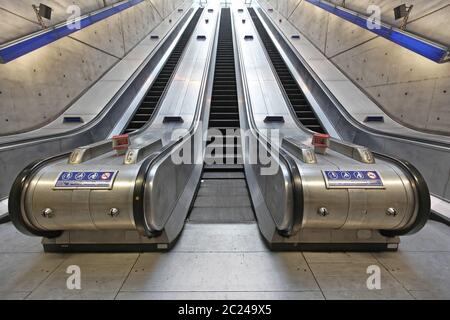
[0,0,145,64]
[304,0,449,63]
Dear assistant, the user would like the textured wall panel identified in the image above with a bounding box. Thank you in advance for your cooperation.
[324,14,377,58]
[0,37,118,133]
[0,0,190,135]
[70,13,126,58]
[290,1,329,52]
[278,0,450,134]
[121,0,162,53]
[0,0,124,44]
[426,77,450,132]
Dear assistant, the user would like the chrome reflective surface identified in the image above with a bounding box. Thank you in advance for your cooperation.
[14,5,219,244]
[233,5,420,247]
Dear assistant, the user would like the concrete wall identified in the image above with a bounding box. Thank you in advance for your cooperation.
[263,0,450,135]
[0,0,188,135]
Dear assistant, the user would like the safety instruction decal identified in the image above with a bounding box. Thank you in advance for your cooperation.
[322,170,384,189]
[54,171,118,189]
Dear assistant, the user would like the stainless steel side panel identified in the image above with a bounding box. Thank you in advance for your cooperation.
[299,160,413,230]
[25,158,139,231]
[255,5,450,203]
[0,6,196,201]
[15,5,219,236]
[234,6,418,235]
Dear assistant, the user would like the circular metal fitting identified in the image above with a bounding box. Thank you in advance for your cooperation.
[386,207,398,217]
[318,207,329,217]
[108,208,120,218]
[42,208,54,218]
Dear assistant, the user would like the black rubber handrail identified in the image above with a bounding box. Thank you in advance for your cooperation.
[132,7,215,237]
[248,7,325,134]
[233,10,302,235]
[7,8,208,238]
[0,214,10,224]
[8,153,69,238]
[376,152,431,236]
[279,149,304,235]
[247,7,430,236]
[123,8,205,134]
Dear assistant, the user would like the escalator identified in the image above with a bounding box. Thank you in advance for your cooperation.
[189,8,254,224]
[124,8,204,133]
[248,7,325,134]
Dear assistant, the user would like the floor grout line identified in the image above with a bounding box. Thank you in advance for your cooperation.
[301,252,326,300]
[23,253,71,300]
[114,253,141,300]
[371,252,416,300]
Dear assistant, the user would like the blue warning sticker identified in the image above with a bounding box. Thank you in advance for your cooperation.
[323,170,384,189]
[54,171,118,189]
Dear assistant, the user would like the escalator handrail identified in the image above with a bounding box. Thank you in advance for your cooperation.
[132,6,217,236]
[234,8,302,234]
[375,152,431,236]
[254,6,432,234]
[8,153,69,238]
[256,6,450,151]
[242,7,430,236]
[0,5,195,151]
[123,8,205,136]
[8,7,213,238]
[248,7,326,136]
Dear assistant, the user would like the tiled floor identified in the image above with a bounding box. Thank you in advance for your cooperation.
[0,220,449,300]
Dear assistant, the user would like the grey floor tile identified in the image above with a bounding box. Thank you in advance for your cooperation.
[0,291,30,300]
[0,222,42,253]
[398,221,450,252]
[26,253,138,300]
[323,288,413,300]
[0,253,66,292]
[27,289,118,300]
[308,261,407,292]
[409,290,450,300]
[116,291,324,300]
[374,251,450,298]
[303,252,377,264]
[122,252,320,292]
[172,223,268,252]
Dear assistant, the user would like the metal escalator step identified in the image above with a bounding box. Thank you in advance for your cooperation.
[139,108,155,113]
[211,95,238,101]
[249,7,325,133]
[202,171,245,179]
[188,207,254,223]
[209,112,240,119]
[209,120,240,127]
[124,8,204,133]
[305,124,323,130]
[203,164,244,172]
[299,118,320,125]
[193,195,250,208]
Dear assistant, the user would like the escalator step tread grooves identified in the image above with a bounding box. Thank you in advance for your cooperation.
[189,8,254,225]
[248,8,325,134]
[123,8,204,133]
[205,8,242,169]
